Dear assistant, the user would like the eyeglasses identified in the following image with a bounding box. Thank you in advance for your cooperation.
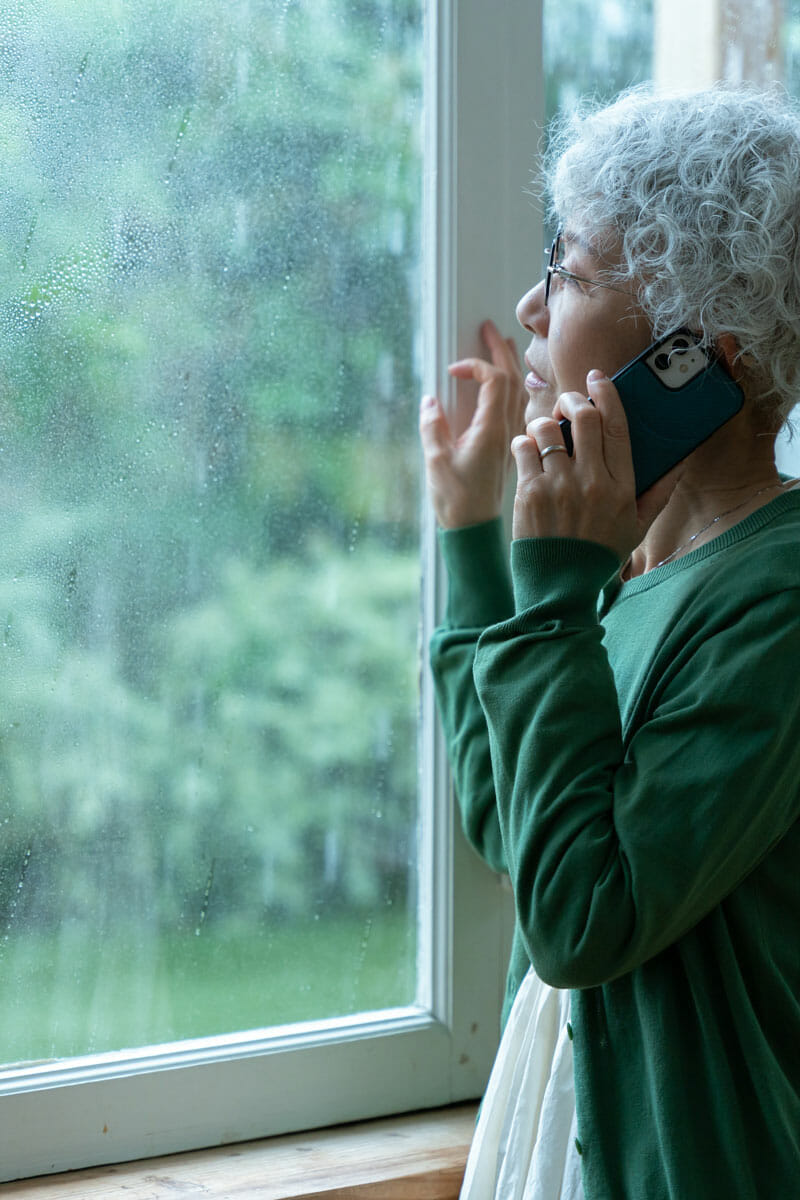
[544,229,633,306]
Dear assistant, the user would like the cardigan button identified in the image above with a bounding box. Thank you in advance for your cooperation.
[574,1137,583,1156]
[566,1022,574,1040]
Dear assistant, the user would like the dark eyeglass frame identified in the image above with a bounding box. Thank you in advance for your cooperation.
[544,229,633,306]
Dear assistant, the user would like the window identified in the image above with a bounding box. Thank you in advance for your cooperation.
[4,0,797,1184]
[0,0,535,1181]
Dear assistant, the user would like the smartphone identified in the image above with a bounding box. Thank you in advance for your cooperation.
[558,329,744,495]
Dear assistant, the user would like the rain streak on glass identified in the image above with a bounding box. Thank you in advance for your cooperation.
[0,0,422,1064]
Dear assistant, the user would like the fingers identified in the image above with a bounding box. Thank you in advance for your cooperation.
[584,371,635,489]
[418,384,513,529]
[481,318,521,378]
[447,358,510,437]
[448,320,518,383]
[448,354,519,450]
[524,372,631,477]
[555,390,603,464]
[524,416,568,461]
[511,426,571,543]
[511,417,569,480]
[452,321,525,425]
[511,371,636,547]
[448,356,507,387]
[554,373,635,490]
[420,322,525,530]
[510,432,543,484]
[418,393,452,457]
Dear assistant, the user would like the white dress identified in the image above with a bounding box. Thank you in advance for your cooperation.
[459,967,585,1200]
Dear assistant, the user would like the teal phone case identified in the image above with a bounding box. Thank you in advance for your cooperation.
[559,330,744,495]
[614,331,744,495]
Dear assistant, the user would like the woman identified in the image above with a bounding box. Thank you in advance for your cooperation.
[420,86,800,1198]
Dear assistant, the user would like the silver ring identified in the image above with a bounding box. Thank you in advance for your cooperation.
[539,444,569,460]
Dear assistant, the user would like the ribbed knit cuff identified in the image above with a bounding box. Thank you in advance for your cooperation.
[511,537,621,617]
[438,519,514,628]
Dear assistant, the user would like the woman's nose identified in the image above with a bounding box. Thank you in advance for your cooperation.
[516,278,548,334]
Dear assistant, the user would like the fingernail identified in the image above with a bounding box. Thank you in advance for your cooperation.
[421,394,437,408]
[587,369,607,382]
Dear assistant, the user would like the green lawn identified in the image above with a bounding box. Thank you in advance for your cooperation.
[1,911,416,1065]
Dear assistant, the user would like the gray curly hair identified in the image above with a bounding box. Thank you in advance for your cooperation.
[544,85,800,424]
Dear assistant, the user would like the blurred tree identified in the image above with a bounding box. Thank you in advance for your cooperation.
[0,0,422,982]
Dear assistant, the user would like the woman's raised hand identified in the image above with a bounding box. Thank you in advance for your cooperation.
[419,320,526,529]
[510,371,680,561]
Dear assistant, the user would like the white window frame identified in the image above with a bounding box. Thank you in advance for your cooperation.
[0,0,541,1181]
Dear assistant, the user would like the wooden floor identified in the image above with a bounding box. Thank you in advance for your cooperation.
[1,1103,477,1199]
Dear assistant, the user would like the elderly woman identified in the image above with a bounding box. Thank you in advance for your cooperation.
[420,87,800,1199]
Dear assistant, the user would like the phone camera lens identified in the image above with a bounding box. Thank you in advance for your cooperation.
[654,352,670,371]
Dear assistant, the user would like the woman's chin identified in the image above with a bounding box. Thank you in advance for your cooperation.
[524,393,554,425]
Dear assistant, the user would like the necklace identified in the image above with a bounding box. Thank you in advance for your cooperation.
[624,478,798,579]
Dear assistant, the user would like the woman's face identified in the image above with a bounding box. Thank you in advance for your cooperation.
[516,229,652,426]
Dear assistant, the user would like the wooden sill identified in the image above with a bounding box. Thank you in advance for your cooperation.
[1,1103,478,1199]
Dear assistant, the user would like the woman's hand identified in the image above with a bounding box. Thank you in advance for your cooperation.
[510,370,680,561]
[419,320,526,529]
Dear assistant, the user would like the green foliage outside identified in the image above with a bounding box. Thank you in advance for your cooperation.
[5,913,415,1062]
[0,0,423,1057]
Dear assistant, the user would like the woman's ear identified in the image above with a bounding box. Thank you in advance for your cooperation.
[716,332,754,381]
[715,332,779,432]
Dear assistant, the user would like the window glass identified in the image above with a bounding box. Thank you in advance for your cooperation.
[0,0,421,1064]
[544,0,652,119]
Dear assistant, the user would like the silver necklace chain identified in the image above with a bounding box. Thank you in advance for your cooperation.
[653,478,797,570]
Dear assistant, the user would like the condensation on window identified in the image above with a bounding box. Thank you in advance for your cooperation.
[0,0,422,1064]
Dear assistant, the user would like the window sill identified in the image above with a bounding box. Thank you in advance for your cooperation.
[1,1103,478,1199]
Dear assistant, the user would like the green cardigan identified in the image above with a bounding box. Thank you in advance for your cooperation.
[430,493,800,1200]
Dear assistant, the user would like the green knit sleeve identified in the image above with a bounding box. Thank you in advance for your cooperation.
[429,519,513,874]
[473,536,800,988]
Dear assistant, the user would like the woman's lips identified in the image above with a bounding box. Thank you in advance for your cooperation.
[524,362,548,390]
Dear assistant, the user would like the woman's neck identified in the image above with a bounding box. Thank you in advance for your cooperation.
[624,421,785,579]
